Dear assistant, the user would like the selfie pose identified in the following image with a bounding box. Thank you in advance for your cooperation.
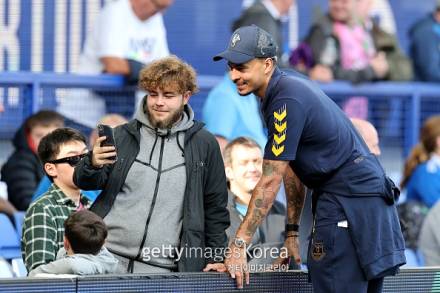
[74,56,230,274]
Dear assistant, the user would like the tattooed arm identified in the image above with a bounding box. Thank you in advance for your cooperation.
[225,159,288,288]
[284,164,305,227]
[235,159,289,243]
[281,164,305,265]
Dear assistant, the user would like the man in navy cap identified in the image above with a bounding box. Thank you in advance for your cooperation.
[214,25,405,293]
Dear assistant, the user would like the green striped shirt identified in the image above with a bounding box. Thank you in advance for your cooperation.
[21,184,91,272]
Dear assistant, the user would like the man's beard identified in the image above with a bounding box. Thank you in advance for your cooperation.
[146,104,184,129]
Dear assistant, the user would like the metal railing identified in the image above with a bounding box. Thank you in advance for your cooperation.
[0,72,439,156]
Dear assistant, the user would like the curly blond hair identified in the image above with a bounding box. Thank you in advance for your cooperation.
[139,55,198,94]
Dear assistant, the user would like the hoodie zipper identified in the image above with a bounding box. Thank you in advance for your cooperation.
[130,135,166,271]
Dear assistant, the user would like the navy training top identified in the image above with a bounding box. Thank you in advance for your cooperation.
[262,68,380,193]
[261,68,406,278]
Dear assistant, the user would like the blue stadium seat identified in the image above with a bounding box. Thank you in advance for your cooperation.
[0,258,13,278]
[0,214,21,260]
[13,211,25,239]
[11,257,27,277]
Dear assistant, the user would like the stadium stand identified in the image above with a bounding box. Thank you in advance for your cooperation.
[0,0,440,291]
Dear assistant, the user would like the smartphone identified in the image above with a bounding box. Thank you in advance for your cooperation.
[97,124,117,161]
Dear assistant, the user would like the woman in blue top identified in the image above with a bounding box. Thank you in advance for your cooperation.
[401,115,440,208]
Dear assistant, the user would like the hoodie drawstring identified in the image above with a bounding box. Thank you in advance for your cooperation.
[176,131,185,157]
[148,129,159,165]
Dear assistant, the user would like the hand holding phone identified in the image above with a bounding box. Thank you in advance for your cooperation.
[98,124,116,147]
[95,124,117,164]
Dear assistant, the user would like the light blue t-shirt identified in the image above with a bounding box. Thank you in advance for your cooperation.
[406,155,440,208]
[202,74,267,149]
[32,176,100,203]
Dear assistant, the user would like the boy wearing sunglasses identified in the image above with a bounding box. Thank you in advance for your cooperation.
[21,127,91,273]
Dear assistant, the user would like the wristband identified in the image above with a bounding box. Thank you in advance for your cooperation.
[286,223,299,232]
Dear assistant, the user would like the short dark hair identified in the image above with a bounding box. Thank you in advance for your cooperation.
[223,137,261,166]
[64,210,107,255]
[38,127,87,164]
[24,110,64,132]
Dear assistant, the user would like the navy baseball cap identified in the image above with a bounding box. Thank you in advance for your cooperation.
[213,25,277,64]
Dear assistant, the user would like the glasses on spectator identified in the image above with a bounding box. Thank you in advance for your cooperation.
[48,153,87,167]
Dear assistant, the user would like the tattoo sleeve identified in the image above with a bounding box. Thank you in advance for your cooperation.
[284,165,305,225]
[236,160,288,242]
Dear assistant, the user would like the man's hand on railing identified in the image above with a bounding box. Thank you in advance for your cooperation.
[225,243,249,289]
[91,136,117,168]
[203,263,227,272]
[272,233,301,269]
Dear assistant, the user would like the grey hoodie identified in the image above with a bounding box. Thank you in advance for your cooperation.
[28,247,118,276]
[103,97,194,271]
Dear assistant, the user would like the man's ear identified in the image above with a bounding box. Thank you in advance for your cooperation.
[225,165,234,181]
[64,236,74,255]
[63,236,70,251]
[44,162,57,178]
[182,91,191,105]
[264,58,274,75]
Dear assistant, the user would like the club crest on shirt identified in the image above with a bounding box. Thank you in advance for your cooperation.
[272,104,286,157]
[311,240,326,261]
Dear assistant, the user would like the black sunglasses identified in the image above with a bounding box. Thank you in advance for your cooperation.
[48,153,87,167]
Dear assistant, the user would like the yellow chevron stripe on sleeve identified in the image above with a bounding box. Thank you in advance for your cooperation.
[272,144,285,156]
[273,109,286,121]
[273,133,286,145]
[274,121,286,133]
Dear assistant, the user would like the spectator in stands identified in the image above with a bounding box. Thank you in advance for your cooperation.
[351,118,381,156]
[28,210,117,276]
[232,0,294,65]
[74,56,229,274]
[294,0,412,83]
[31,114,128,203]
[401,115,440,208]
[1,110,64,211]
[202,75,267,151]
[58,0,174,130]
[419,200,440,266]
[223,137,286,267]
[22,128,91,272]
[0,100,18,220]
[409,0,440,82]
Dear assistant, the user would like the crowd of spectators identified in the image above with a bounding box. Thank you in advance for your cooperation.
[1,0,440,280]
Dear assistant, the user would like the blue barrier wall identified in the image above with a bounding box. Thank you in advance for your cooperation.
[0,72,439,157]
[0,269,439,293]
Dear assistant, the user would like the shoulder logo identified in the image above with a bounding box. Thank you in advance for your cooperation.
[231,33,241,47]
[272,104,287,157]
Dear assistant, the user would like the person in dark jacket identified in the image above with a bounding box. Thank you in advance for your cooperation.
[224,137,286,269]
[1,110,64,211]
[297,0,412,83]
[73,56,230,274]
[409,0,440,82]
[232,0,294,65]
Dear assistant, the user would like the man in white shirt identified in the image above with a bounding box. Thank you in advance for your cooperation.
[59,0,173,128]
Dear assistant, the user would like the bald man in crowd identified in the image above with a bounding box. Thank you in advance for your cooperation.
[351,118,381,156]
